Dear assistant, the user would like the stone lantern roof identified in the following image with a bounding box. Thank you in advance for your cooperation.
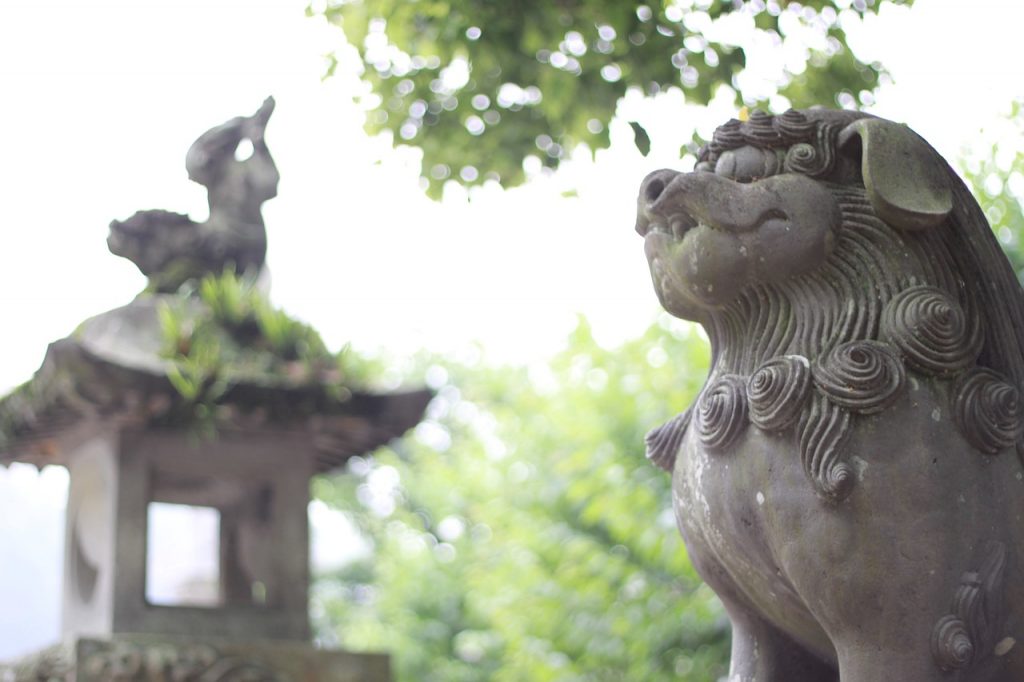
[0,292,432,472]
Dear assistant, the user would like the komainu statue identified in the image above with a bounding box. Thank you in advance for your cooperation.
[108,97,279,292]
[635,109,1024,681]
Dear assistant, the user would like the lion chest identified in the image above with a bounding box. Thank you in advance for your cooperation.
[671,426,831,643]
[670,376,1024,662]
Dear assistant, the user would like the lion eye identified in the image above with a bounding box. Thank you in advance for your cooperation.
[715,145,783,183]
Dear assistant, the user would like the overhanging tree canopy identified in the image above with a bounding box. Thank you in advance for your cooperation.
[312,0,912,197]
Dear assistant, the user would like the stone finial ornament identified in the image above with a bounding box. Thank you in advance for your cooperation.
[108,97,279,292]
[635,110,1024,681]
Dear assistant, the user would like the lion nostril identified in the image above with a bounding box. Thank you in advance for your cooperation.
[645,178,667,203]
[637,170,681,236]
[640,169,681,209]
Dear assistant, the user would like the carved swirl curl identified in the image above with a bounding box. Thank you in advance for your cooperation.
[747,355,812,431]
[741,110,782,147]
[783,143,820,175]
[782,120,839,177]
[881,286,980,376]
[698,374,748,453]
[709,118,743,154]
[930,543,1006,672]
[797,395,854,501]
[774,109,816,145]
[813,340,905,414]
[645,410,691,472]
[954,368,1023,454]
[931,615,974,671]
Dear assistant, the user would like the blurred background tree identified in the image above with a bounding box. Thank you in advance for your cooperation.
[311,0,912,197]
[961,98,1024,279]
[309,98,1024,677]
[297,2,1024,681]
[298,1,1000,681]
[314,319,727,680]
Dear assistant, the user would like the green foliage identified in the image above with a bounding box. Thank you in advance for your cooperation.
[314,316,729,680]
[157,299,227,414]
[195,269,331,362]
[297,93,1024,680]
[304,101,1024,680]
[158,270,346,424]
[199,270,255,330]
[313,0,911,197]
[960,99,1024,279]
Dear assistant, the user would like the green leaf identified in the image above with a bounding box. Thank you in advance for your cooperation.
[629,121,651,157]
[312,0,912,197]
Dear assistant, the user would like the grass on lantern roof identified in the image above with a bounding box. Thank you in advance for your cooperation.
[157,269,352,419]
[0,270,384,449]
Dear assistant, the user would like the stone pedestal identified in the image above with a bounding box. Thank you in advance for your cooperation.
[3,635,390,681]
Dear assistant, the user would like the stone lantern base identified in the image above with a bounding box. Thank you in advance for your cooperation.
[1,635,389,682]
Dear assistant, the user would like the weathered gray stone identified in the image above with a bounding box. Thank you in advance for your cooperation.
[108,97,279,293]
[1,635,390,681]
[1,100,430,682]
[635,109,1024,681]
[61,428,314,642]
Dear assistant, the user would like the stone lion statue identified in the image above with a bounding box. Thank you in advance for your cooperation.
[635,109,1024,681]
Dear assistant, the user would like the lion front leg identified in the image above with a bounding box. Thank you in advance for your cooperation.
[724,604,838,682]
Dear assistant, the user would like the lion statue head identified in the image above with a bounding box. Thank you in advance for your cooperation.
[636,109,1024,500]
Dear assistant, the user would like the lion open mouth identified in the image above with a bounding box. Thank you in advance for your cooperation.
[638,211,700,241]
[635,170,701,241]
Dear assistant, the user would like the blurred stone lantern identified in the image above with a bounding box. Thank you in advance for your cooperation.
[0,99,430,681]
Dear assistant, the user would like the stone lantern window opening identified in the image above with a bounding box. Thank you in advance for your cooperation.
[144,501,221,608]
[143,462,280,612]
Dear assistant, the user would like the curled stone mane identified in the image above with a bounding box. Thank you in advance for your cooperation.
[707,184,913,375]
[706,109,1024,387]
[700,185,921,500]
[648,115,1024,498]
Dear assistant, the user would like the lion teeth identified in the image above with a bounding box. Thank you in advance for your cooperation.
[671,215,698,239]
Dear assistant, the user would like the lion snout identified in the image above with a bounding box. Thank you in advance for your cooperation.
[637,170,759,237]
[636,169,683,236]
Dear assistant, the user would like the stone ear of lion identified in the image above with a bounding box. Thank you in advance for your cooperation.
[839,117,953,231]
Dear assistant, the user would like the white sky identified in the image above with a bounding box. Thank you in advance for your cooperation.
[0,0,665,397]
[1,0,1022,391]
[2,0,1024,660]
